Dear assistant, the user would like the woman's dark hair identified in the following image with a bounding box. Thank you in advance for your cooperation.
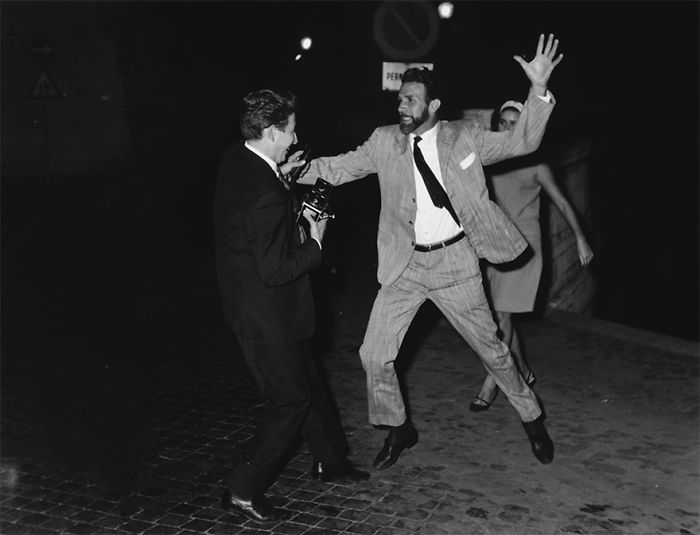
[240,89,299,140]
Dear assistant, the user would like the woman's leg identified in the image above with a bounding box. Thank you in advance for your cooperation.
[471,310,533,408]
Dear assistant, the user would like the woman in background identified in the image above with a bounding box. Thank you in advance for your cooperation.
[469,100,594,412]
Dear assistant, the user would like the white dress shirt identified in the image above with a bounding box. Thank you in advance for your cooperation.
[410,92,553,246]
[410,125,463,245]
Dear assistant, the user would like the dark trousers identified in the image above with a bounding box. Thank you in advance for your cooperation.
[226,335,348,497]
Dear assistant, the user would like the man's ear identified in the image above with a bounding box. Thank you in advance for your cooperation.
[263,125,276,142]
[429,98,441,115]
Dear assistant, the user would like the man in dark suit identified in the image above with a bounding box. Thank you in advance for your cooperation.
[213,89,368,525]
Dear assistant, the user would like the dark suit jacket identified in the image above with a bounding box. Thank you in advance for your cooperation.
[213,143,321,340]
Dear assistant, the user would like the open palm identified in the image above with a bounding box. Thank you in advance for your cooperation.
[514,34,563,89]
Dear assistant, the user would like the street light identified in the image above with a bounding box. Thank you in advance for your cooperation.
[437,2,454,19]
[300,36,312,50]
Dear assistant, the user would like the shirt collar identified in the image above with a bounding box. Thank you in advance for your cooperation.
[244,141,279,175]
[410,121,439,145]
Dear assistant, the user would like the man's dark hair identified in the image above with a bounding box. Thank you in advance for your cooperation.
[400,67,447,105]
[240,89,299,140]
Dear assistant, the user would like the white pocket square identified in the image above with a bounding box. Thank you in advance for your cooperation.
[459,152,476,169]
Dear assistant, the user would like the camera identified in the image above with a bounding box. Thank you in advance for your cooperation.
[297,178,335,222]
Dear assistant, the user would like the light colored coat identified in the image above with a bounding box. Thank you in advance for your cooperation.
[301,90,555,286]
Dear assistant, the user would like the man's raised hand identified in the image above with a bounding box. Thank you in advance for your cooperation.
[280,149,308,178]
[513,33,563,95]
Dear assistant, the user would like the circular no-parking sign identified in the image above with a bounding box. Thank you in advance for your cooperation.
[373,0,440,61]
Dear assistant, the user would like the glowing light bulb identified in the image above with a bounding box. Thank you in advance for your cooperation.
[300,37,312,50]
[438,2,453,19]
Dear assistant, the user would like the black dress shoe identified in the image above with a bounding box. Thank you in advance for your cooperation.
[221,490,288,524]
[373,421,418,470]
[311,459,370,483]
[522,414,554,464]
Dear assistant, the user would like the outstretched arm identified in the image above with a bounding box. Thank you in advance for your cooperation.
[295,129,380,187]
[513,33,564,97]
[536,164,594,266]
[474,34,561,166]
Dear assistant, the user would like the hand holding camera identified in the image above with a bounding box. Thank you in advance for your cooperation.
[297,176,335,249]
[302,207,328,244]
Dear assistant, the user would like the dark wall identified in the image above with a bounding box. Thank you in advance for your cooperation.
[3,1,697,341]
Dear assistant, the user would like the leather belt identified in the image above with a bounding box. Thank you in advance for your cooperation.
[414,231,465,252]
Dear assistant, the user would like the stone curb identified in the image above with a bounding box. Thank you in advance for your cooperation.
[545,308,699,358]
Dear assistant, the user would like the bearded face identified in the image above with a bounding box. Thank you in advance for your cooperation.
[397,81,437,135]
[399,105,430,134]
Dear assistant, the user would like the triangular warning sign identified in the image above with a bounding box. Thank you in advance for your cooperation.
[31,70,60,99]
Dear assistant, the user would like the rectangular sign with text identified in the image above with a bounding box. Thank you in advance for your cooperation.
[382,62,434,91]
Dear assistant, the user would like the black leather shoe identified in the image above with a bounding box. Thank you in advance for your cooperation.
[372,421,418,470]
[311,459,370,483]
[221,490,288,524]
[522,414,554,464]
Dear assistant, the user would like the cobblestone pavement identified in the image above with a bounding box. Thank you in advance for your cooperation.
[2,258,699,535]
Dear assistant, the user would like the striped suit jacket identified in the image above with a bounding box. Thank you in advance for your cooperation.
[301,89,555,286]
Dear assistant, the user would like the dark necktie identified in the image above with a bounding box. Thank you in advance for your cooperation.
[413,136,460,225]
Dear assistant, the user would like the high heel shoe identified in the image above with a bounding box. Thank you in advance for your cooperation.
[469,392,497,412]
[470,372,535,412]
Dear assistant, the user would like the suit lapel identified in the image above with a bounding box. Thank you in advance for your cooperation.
[240,144,301,241]
[392,129,417,198]
[436,121,457,192]
[241,143,287,192]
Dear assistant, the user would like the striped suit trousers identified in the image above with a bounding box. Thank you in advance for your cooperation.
[359,238,542,426]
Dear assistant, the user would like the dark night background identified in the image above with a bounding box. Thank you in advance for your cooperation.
[2,0,699,364]
[0,1,697,515]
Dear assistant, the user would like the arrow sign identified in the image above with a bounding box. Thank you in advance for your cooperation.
[30,70,60,99]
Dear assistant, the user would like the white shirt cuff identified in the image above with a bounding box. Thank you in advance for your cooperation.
[537,90,553,103]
